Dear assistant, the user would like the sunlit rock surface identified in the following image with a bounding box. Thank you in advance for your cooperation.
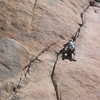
[0,0,100,100]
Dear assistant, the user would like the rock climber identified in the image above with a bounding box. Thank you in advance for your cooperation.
[61,37,76,61]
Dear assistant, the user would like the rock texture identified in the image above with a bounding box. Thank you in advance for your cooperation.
[0,0,100,100]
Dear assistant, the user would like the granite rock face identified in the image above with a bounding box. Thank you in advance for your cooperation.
[0,0,92,55]
[0,38,30,100]
[0,0,100,100]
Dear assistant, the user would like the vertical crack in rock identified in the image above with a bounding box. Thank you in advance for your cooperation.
[74,3,90,38]
[51,53,60,100]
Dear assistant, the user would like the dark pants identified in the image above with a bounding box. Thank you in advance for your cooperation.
[62,48,75,60]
